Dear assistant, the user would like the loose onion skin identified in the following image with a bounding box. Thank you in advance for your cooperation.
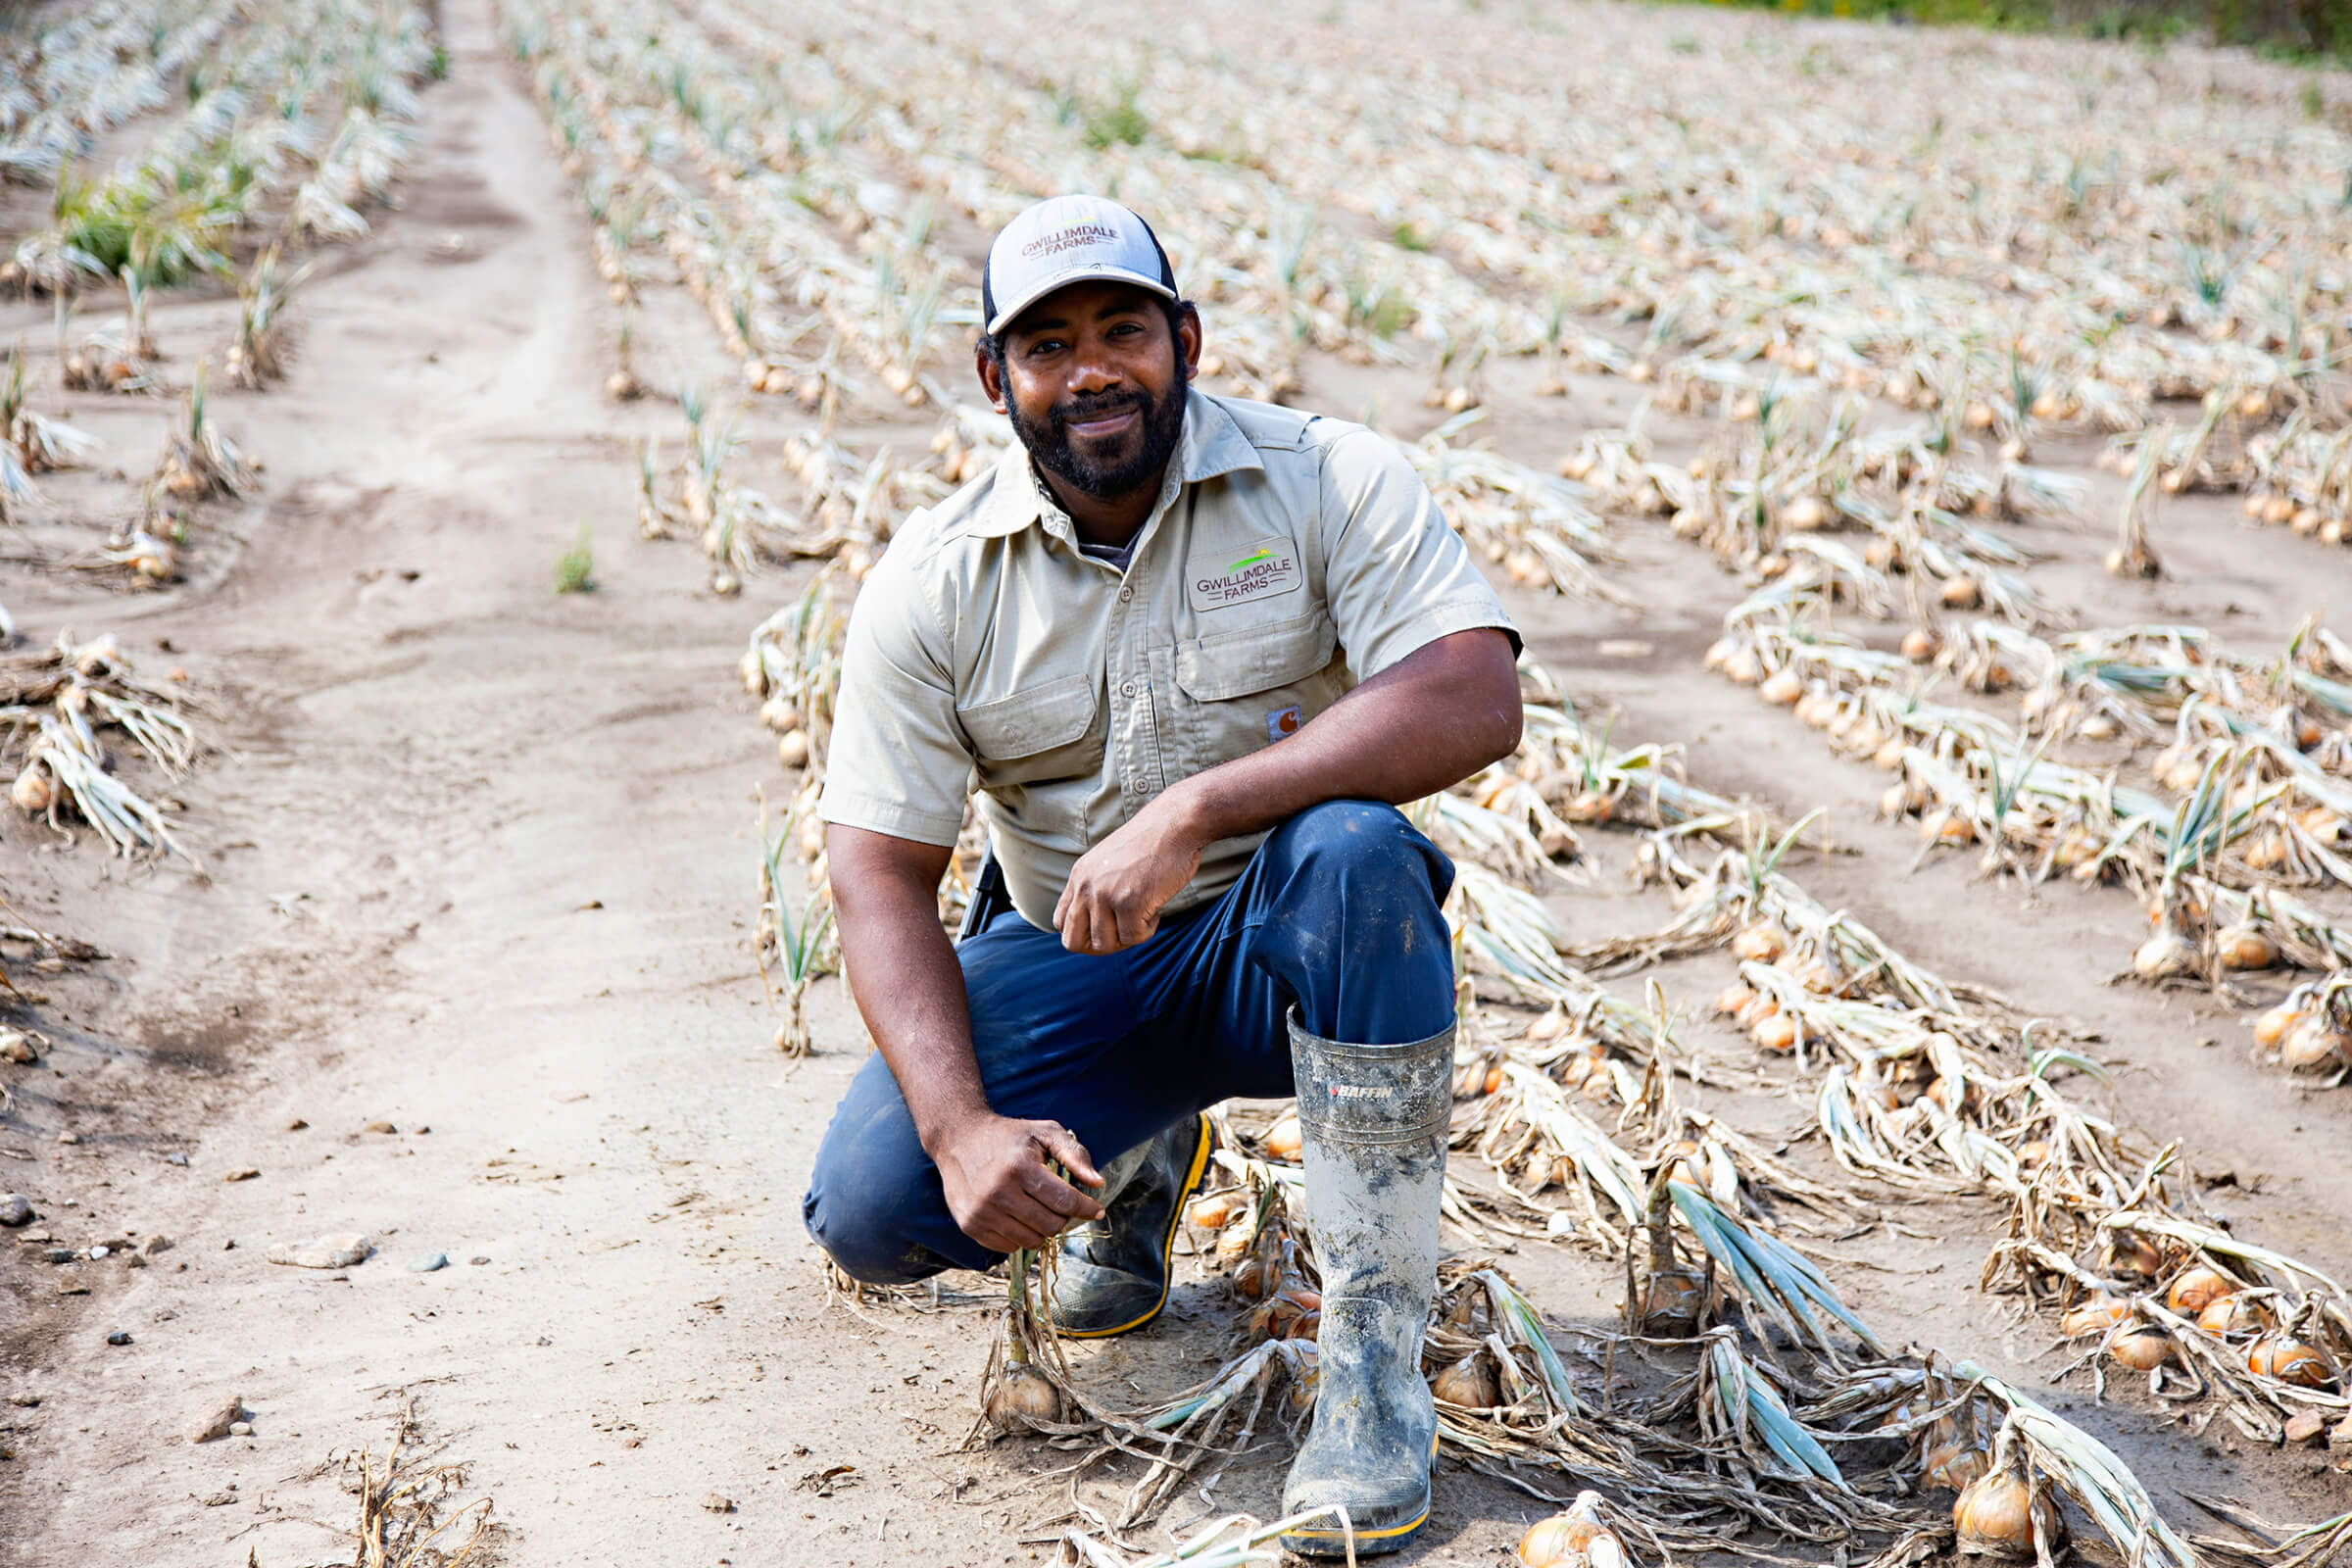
[1924,1439,1991,1493]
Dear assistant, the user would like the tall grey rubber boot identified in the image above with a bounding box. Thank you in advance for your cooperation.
[1278,1007,1453,1558]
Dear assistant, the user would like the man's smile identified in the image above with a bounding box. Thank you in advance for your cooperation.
[1066,406,1141,440]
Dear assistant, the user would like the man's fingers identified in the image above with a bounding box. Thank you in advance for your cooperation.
[1036,1125,1102,1190]
[1058,898,1093,955]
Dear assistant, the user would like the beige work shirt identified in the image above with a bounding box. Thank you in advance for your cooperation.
[818,388,1519,931]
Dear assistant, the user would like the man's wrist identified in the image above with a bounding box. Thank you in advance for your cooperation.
[915,1099,995,1161]
[1156,772,1225,848]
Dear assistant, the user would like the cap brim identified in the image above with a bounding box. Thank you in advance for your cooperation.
[985,266,1178,337]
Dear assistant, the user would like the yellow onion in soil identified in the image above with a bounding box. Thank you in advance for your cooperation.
[1731,921,1788,962]
[1431,1351,1501,1409]
[2214,925,2280,971]
[1230,1252,1279,1297]
[1716,982,1756,1017]
[2132,929,2198,980]
[776,728,810,769]
[985,1362,1062,1432]
[2107,1329,2174,1370]
[1250,1284,1323,1342]
[1752,1012,1799,1054]
[1186,1192,1242,1231]
[1758,668,1804,707]
[11,763,54,814]
[2061,1295,2129,1338]
[2247,1336,2334,1387]
[2166,1265,2235,1316]
[1518,1493,1619,1568]
[1954,1470,2064,1559]
[2281,1016,2352,1074]
[1261,1113,1303,1162]
[1899,626,1939,662]
[2199,1294,2275,1336]
[2254,1003,2309,1052]
[1874,737,1909,769]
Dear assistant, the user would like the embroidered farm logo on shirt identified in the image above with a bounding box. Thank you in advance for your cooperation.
[1189,539,1302,610]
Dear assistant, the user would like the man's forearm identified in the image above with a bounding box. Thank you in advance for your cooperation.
[829,855,990,1154]
[1166,628,1520,847]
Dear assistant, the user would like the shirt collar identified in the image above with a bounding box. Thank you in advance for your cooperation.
[970,388,1265,539]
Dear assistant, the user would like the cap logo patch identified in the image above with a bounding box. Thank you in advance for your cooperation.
[1022,222,1121,260]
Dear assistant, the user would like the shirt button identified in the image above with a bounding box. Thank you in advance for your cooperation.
[1120,679,1138,698]
[1118,586,1133,602]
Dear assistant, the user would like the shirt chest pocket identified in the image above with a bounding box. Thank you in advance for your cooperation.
[957,671,1105,801]
[1174,608,1340,760]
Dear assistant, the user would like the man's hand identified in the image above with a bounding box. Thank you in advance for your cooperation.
[933,1112,1106,1254]
[1054,792,1204,955]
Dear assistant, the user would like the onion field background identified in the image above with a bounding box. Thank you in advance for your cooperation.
[3,1,2352,1565]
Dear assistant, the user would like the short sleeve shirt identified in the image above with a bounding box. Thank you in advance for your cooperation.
[818,389,1521,931]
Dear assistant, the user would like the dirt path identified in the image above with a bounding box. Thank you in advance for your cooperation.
[6,4,2352,1566]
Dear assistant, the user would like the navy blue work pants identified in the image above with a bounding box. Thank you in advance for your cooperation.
[802,800,1456,1286]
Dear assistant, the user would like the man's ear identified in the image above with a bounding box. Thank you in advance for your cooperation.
[1177,305,1202,382]
[975,340,1007,413]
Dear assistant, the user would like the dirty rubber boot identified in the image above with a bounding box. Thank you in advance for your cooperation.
[1278,1008,1452,1558]
[1045,1111,1214,1339]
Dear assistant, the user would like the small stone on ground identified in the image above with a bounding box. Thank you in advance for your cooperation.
[409,1251,449,1272]
[264,1233,371,1269]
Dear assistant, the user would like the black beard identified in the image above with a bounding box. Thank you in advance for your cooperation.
[1008,378,1188,503]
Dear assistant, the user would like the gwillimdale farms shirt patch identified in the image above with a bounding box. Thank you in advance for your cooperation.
[1189,538,1302,611]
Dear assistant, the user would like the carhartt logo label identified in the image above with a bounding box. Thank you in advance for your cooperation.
[1266,705,1302,741]
[1189,538,1301,610]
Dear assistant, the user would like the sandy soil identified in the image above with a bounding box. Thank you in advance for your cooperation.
[3,3,2351,1566]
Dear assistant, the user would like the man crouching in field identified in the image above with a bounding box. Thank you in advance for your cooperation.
[802,194,1522,1556]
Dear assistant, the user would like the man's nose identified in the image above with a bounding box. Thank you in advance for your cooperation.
[1066,338,1125,395]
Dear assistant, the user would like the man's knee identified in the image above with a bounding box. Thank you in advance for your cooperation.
[803,1157,951,1288]
[1269,800,1448,900]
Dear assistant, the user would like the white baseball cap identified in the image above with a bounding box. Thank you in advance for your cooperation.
[981,194,1178,337]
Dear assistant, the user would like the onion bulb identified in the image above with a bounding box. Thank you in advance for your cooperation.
[2060,1296,2128,1339]
[1250,1284,1323,1342]
[1899,627,1939,662]
[2108,1328,2174,1370]
[1954,1470,2064,1559]
[2253,1003,2307,1052]
[1759,668,1804,707]
[1722,648,1762,685]
[1261,1113,1303,1162]
[985,1362,1062,1432]
[2165,1265,2235,1315]
[1752,1012,1798,1054]
[2247,1336,2334,1387]
[1518,1492,1619,1568]
[2132,929,2197,980]
[1186,1192,1241,1231]
[2214,925,2279,971]
[1731,921,1788,962]
[2281,1016,2352,1074]
[1231,1252,1277,1297]
[1716,982,1756,1017]
[2198,1294,2274,1336]
[1939,575,1983,610]
[1784,496,1830,531]
[11,763,54,814]
[1431,1351,1501,1408]
[1874,737,1909,769]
